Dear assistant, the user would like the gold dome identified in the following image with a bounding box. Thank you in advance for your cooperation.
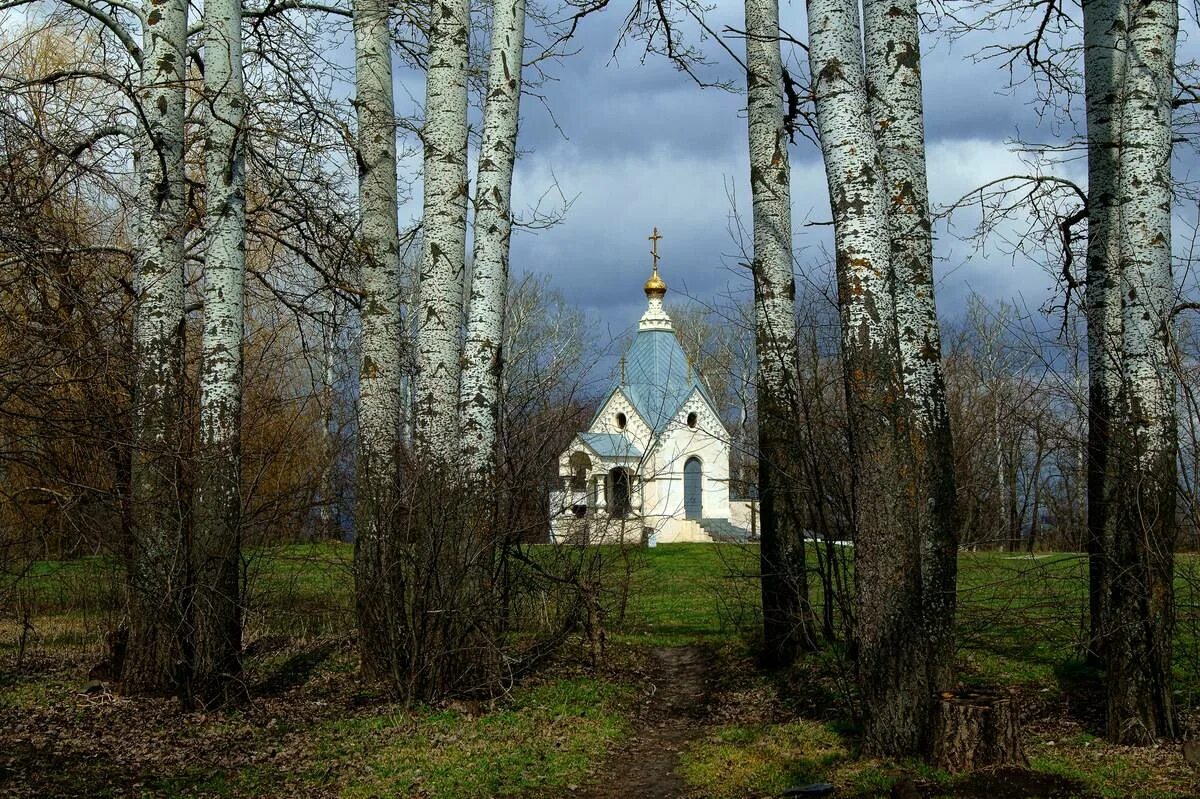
[644,266,667,298]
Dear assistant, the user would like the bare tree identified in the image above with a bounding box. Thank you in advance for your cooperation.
[1082,0,1125,669]
[807,0,958,756]
[416,0,470,455]
[744,0,815,665]
[863,0,957,696]
[190,0,250,707]
[351,0,406,682]
[460,0,528,479]
[123,0,190,696]
[1096,0,1179,744]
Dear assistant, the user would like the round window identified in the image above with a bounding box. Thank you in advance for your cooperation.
[687,412,698,428]
[616,412,627,430]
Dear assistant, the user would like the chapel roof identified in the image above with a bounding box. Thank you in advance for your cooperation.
[589,230,723,437]
[578,431,643,458]
[615,328,718,434]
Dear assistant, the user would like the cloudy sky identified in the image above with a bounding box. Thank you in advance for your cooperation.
[381,1,1197,341]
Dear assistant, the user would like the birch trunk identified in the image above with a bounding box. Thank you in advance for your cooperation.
[744,0,815,666]
[192,0,247,708]
[807,0,927,755]
[863,0,957,694]
[1107,0,1177,743]
[460,0,526,479]
[416,0,470,457]
[1082,0,1127,664]
[352,0,405,681]
[123,0,188,695]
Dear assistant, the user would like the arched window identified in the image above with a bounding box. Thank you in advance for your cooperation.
[569,451,591,490]
[616,412,627,430]
[687,411,698,428]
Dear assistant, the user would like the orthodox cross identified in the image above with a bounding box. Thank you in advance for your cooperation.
[648,227,663,272]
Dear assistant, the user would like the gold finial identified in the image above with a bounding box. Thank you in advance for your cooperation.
[644,227,667,298]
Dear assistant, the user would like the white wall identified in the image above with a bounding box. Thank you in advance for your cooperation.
[643,390,731,525]
[729,500,757,535]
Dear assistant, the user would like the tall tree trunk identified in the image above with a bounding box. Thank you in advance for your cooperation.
[460,0,526,479]
[416,0,470,456]
[745,0,815,667]
[319,311,338,539]
[352,0,404,680]
[1082,0,1127,665]
[862,0,958,694]
[123,0,188,696]
[807,0,927,755]
[1106,0,1178,744]
[192,0,247,708]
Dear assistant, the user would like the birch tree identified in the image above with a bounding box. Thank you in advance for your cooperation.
[862,0,957,695]
[1082,0,1126,666]
[191,0,248,707]
[743,0,815,665]
[352,0,405,680]
[807,0,943,755]
[123,0,189,694]
[460,0,527,480]
[1103,0,1178,743]
[416,0,469,457]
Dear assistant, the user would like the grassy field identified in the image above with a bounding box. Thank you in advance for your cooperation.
[2,544,1199,797]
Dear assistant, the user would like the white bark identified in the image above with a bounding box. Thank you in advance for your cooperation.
[1107,0,1178,743]
[863,0,956,691]
[862,0,946,432]
[193,0,247,703]
[416,0,470,457]
[808,0,895,357]
[352,0,404,680]
[808,0,927,755]
[1117,0,1175,506]
[125,0,188,690]
[353,0,403,502]
[745,0,810,663]
[460,0,527,478]
[746,0,795,413]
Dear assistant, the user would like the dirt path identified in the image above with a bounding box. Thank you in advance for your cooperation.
[576,646,711,799]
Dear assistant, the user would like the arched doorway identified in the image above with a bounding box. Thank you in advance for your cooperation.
[608,467,631,518]
[684,456,702,520]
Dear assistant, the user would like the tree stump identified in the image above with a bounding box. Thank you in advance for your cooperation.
[929,689,1027,773]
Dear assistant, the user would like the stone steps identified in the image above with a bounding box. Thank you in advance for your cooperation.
[698,517,751,543]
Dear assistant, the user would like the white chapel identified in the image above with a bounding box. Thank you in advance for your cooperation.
[549,230,755,545]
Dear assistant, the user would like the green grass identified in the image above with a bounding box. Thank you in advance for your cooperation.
[619,543,758,646]
[678,720,853,798]
[316,678,632,798]
[7,544,1199,695]
[7,543,1200,798]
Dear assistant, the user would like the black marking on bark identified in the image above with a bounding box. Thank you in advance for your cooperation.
[782,68,802,143]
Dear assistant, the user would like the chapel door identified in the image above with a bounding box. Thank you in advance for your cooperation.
[684,457,702,520]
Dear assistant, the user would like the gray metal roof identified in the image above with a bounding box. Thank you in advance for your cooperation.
[600,328,720,434]
[578,432,643,458]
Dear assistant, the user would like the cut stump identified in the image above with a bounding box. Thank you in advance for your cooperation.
[929,689,1027,773]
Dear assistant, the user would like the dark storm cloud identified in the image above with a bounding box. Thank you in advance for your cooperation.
[500,0,1079,333]
[385,0,1200,343]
